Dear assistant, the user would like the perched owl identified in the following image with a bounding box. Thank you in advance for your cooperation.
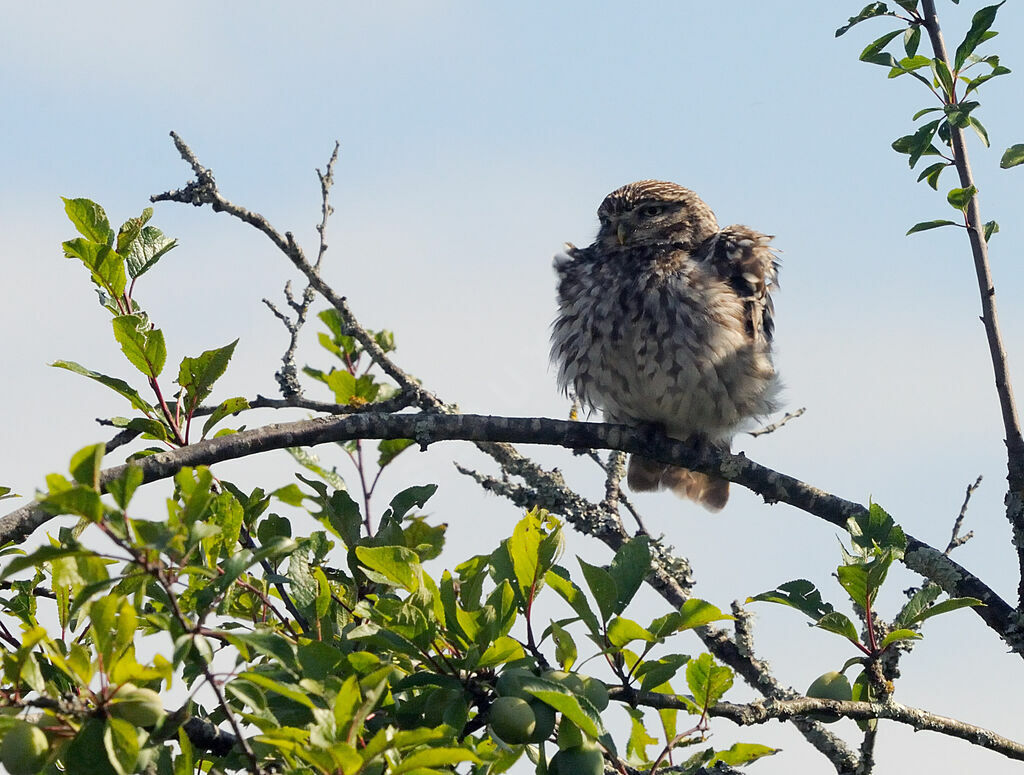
[550,180,779,510]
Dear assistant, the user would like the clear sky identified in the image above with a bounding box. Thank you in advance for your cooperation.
[4,2,1024,772]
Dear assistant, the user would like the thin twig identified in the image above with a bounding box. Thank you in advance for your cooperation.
[946,475,981,554]
[749,407,806,438]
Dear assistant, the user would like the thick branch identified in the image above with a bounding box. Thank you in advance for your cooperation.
[920,0,1024,603]
[4,412,1019,650]
[614,687,1024,762]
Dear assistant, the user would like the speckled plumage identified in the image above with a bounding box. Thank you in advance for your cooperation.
[550,180,779,510]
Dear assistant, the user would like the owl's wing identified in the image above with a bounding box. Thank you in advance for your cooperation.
[697,226,779,343]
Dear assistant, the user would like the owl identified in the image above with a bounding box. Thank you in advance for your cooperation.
[550,180,779,510]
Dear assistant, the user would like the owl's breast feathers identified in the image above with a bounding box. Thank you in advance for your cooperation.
[550,226,779,440]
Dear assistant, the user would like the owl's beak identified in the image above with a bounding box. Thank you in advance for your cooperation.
[616,223,629,245]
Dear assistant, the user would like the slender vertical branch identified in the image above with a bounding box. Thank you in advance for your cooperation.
[920,0,1024,605]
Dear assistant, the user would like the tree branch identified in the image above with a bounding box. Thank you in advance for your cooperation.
[920,0,1024,605]
[4,412,1019,651]
[613,687,1024,762]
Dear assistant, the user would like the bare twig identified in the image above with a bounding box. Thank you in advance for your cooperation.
[261,142,341,399]
[152,132,429,406]
[749,407,806,438]
[946,475,981,554]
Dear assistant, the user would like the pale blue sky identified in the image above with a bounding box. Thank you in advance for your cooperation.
[4,2,1024,772]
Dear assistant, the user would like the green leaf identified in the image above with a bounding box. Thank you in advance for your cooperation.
[932,58,954,96]
[907,219,958,235]
[65,718,118,775]
[112,315,166,379]
[635,653,690,692]
[686,654,733,711]
[326,370,357,404]
[814,611,861,643]
[859,29,902,67]
[1000,144,1024,168]
[607,535,650,613]
[104,717,139,775]
[894,584,942,626]
[124,224,177,279]
[836,4,895,38]
[70,443,106,489]
[504,510,562,608]
[549,621,577,669]
[912,596,983,623]
[880,628,922,648]
[905,25,921,56]
[112,416,170,441]
[377,438,414,467]
[837,565,870,609]
[272,483,306,507]
[607,616,655,648]
[201,396,250,437]
[578,558,618,622]
[519,678,605,739]
[711,743,780,766]
[675,598,734,631]
[62,238,127,299]
[545,567,601,635]
[848,503,907,555]
[947,186,977,211]
[177,339,238,412]
[41,486,105,521]
[288,448,347,490]
[115,208,151,256]
[944,100,980,129]
[916,161,948,190]
[387,484,437,520]
[355,545,421,592]
[748,579,834,620]
[968,116,990,147]
[63,197,114,245]
[964,65,1011,96]
[954,3,1004,71]
[907,119,941,167]
[984,220,999,241]
[236,671,316,709]
[903,25,920,57]
[51,361,155,413]
[393,747,480,773]
[0,544,96,581]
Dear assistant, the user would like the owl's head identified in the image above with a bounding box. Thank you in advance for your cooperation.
[595,180,718,250]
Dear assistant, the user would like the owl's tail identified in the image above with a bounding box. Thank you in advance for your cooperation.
[626,455,729,511]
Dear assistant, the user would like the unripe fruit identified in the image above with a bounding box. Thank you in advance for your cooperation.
[489,696,536,744]
[806,671,852,723]
[495,668,535,700]
[549,743,603,775]
[0,722,49,775]
[581,676,609,711]
[108,684,166,727]
[527,699,556,743]
[543,670,585,695]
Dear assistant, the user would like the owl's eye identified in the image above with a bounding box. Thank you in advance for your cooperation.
[639,204,664,217]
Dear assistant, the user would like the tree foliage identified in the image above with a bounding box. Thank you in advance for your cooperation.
[1,3,1023,774]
